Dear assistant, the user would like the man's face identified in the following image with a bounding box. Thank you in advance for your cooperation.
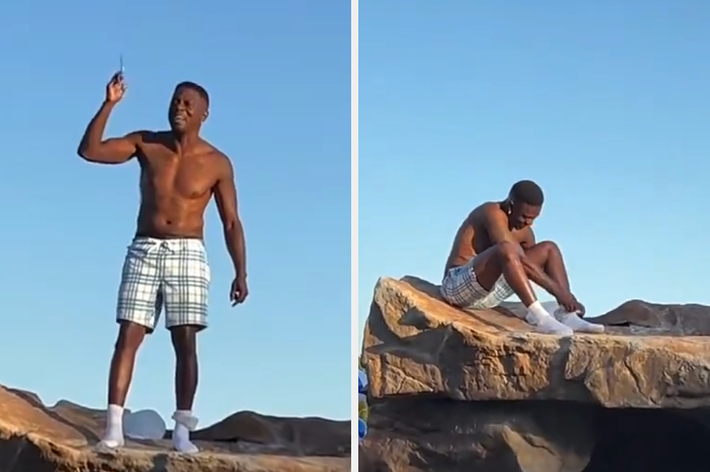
[509,202,541,230]
[168,87,207,133]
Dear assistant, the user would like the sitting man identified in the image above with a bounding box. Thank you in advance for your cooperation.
[440,180,603,335]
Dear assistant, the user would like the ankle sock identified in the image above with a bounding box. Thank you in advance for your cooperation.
[525,301,574,336]
[172,410,199,454]
[99,404,125,448]
[554,308,605,333]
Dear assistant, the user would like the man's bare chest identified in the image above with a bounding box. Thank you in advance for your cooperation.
[472,224,528,248]
[137,147,218,199]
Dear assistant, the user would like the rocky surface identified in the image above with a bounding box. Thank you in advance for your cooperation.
[364,276,710,408]
[0,385,350,472]
[359,276,710,472]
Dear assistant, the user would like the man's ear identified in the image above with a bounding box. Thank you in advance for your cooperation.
[202,109,210,122]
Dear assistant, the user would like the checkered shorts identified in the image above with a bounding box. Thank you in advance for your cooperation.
[116,237,211,333]
[440,255,514,310]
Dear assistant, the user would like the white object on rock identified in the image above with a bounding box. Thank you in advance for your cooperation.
[124,409,167,440]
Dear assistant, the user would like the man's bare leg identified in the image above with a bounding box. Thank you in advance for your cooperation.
[473,241,538,306]
[472,241,573,335]
[101,321,147,448]
[523,241,571,293]
[524,241,603,332]
[170,325,200,453]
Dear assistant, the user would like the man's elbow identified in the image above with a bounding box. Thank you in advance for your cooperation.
[77,143,90,160]
[222,216,242,233]
[77,144,100,162]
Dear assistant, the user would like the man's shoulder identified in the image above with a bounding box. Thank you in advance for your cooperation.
[469,201,501,221]
[200,142,233,178]
[128,130,169,145]
[198,139,228,160]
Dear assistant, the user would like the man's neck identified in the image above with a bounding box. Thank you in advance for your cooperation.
[172,131,200,153]
[498,199,515,230]
[498,199,511,214]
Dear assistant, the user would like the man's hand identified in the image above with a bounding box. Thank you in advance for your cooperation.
[230,275,248,306]
[555,291,586,316]
[105,73,127,104]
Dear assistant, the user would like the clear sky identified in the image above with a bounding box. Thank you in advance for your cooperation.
[0,1,350,424]
[359,1,710,341]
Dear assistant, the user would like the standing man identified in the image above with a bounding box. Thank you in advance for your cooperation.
[440,180,603,335]
[77,73,248,453]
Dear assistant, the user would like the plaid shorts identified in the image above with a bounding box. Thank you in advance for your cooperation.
[440,255,514,310]
[116,237,211,333]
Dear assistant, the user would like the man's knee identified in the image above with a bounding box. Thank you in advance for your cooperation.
[531,240,560,255]
[115,321,146,352]
[170,326,199,356]
[494,241,523,261]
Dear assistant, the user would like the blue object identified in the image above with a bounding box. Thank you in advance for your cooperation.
[358,368,369,441]
[358,370,368,394]
[358,418,368,439]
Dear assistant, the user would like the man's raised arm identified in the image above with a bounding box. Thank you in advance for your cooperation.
[481,205,563,298]
[77,73,143,164]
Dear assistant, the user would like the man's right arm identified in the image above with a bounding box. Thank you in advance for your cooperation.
[481,205,563,298]
[77,101,143,164]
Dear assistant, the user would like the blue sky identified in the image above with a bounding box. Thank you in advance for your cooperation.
[359,1,710,341]
[0,1,350,424]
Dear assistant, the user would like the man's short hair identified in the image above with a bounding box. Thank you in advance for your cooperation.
[510,180,544,206]
[176,81,210,107]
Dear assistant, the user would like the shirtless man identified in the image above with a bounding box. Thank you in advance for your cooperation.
[440,180,603,335]
[77,73,248,453]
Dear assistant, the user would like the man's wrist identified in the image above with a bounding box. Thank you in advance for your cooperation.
[236,272,247,280]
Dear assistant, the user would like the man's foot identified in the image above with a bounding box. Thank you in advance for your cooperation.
[96,437,125,451]
[525,301,574,336]
[97,404,125,450]
[172,411,199,454]
[554,308,605,334]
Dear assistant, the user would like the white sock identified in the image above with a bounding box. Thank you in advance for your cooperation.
[172,410,199,454]
[99,404,125,448]
[554,308,605,333]
[525,301,573,336]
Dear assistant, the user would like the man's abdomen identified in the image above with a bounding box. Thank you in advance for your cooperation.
[135,199,207,239]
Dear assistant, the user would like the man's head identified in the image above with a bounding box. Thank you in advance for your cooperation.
[168,81,210,134]
[506,180,544,230]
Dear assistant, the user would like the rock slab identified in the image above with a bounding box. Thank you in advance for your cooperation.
[0,385,350,472]
[362,276,710,408]
[359,275,710,472]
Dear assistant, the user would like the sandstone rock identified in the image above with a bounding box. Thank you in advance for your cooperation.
[190,411,350,457]
[362,276,710,408]
[590,299,710,335]
[360,402,710,472]
[360,398,593,472]
[0,385,349,472]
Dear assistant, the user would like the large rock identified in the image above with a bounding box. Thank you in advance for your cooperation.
[363,276,710,408]
[359,276,710,472]
[0,385,349,472]
[360,398,593,472]
[190,411,350,457]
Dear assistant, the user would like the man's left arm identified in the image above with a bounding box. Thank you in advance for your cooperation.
[213,156,248,303]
